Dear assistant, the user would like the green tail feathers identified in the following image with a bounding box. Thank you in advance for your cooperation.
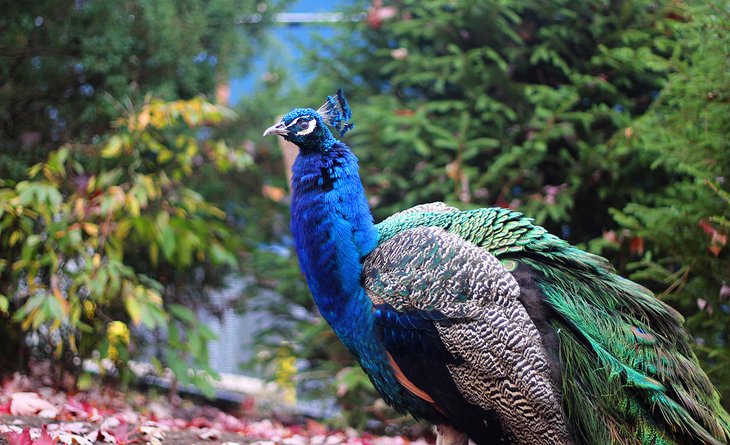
[377,205,730,445]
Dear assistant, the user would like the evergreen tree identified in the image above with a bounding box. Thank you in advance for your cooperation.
[279,0,730,421]
[611,3,730,404]
[308,0,678,243]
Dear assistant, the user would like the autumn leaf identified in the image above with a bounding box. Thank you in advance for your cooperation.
[699,219,728,257]
[3,428,33,445]
[261,185,287,203]
[0,399,10,414]
[629,236,645,256]
[102,422,135,445]
[10,392,59,418]
[32,425,56,445]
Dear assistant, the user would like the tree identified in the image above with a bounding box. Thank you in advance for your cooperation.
[610,2,730,405]
[261,0,730,423]
[0,0,271,181]
[0,97,249,394]
[0,0,286,390]
[307,0,678,243]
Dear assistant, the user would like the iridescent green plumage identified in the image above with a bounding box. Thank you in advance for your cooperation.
[377,204,730,445]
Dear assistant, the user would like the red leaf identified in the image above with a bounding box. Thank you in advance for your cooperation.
[33,425,57,445]
[367,0,398,28]
[709,230,727,257]
[239,396,255,415]
[305,419,329,436]
[629,236,645,256]
[3,428,33,445]
[698,219,727,256]
[261,185,287,203]
[699,219,716,235]
[494,196,510,209]
[0,399,11,414]
[394,109,414,117]
[104,422,135,445]
[602,230,618,244]
[189,417,212,428]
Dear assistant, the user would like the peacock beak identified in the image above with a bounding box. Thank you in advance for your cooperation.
[263,121,289,137]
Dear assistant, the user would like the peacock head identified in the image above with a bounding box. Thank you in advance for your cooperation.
[263,89,354,152]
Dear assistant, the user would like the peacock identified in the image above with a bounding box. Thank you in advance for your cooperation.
[263,89,730,445]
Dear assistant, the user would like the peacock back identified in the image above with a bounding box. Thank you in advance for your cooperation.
[371,202,730,445]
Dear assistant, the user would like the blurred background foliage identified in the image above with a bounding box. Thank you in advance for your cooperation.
[0,0,288,394]
[0,0,727,431]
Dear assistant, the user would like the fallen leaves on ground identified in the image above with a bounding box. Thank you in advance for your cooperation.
[0,374,433,445]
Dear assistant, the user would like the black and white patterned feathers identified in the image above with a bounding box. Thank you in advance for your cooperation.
[364,224,571,444]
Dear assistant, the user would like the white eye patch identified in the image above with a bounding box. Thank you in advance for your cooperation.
[289,118,317,136]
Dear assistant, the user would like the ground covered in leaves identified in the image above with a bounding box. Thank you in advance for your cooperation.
[0,375,432,445]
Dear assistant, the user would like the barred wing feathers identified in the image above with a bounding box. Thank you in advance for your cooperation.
[372,203,730,445]
[363,225,572,444]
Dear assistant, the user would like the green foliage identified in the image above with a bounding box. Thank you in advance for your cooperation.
[0,97,247,392]
[0,0,272,181]
[609,3,730,405]
[0,0,293,393]
[308,0,679,244]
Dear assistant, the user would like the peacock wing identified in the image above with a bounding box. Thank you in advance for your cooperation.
[363,225,573,445]
[376,203,730,445]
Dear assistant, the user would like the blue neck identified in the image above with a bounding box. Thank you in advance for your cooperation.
[289,141,441,418]
[290,142,378,339]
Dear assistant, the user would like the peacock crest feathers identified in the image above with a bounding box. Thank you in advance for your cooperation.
[317,88,354,137]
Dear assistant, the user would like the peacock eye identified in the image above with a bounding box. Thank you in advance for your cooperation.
[298,119,309,130]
